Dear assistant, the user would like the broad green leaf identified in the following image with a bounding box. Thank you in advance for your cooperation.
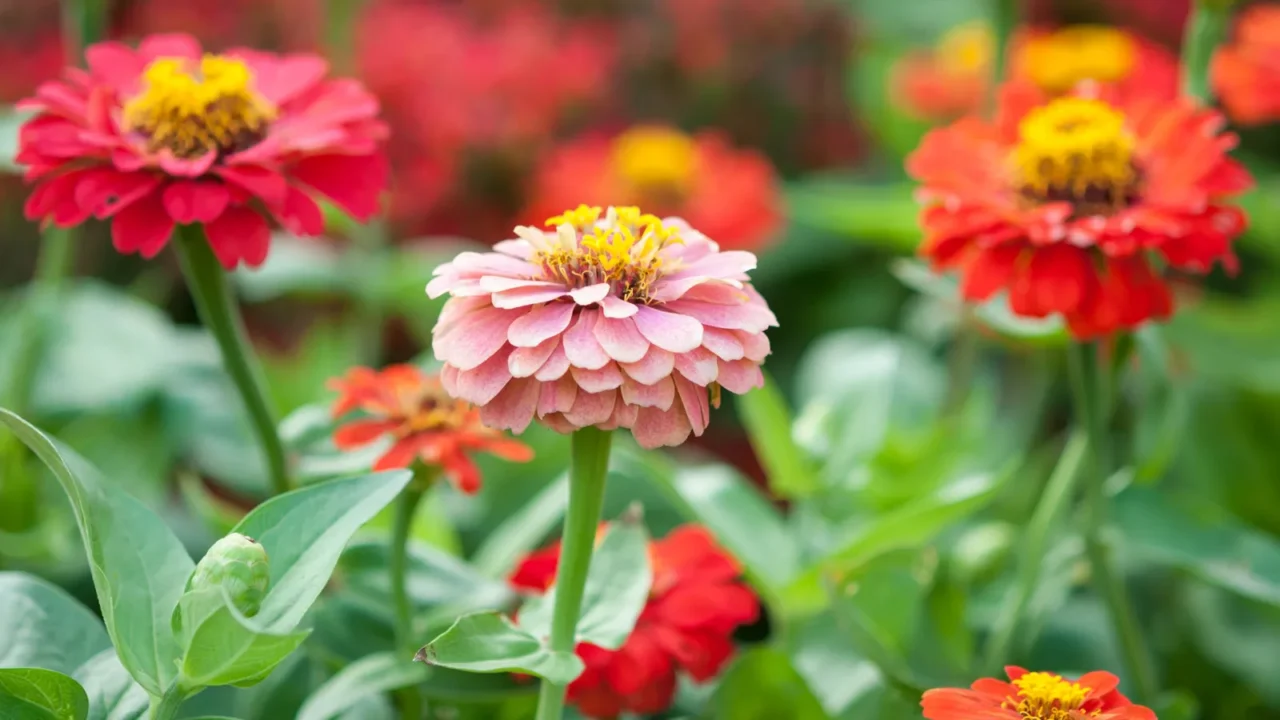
[0,410,193,696]
[73,651,149,720]
[710,647,826,720]
[233,652,311,720]
[296,652,428,720]
[737,374,820,499]
[230,469,413,632]
[179,598,310,689]
[54,411,174,509]
[338,540,512,614]
[472,474,569,578]
[0,668,90,720]
[416,614,584,684]
[788,613,888,718]
[417,670,533,702]
[784,179,921,252]
[518,511,652,649]
[0,572,111,674]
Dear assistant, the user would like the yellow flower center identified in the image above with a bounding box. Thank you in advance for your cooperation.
[1007,672,1095,720]
[611,127,699,201]
[1020,26,1137,94]
[1014,97,1138,213]
[937,21,993,75]
[397,382,474,436]
[537,205,683,302]
[122,54,275,159]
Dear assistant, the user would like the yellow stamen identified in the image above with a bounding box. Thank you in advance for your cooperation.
[1014,97,1136,209]
[1020,26,1137,94]
[937,21,993,75]
[535,206,682,303]
[611,127,699,197]
[1007,672,1095,720]
[122,54,275,158]
[546,204,603,230]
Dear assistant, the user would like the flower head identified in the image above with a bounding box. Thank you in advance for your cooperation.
[908,82,1251,338]
[891,21,993,120]
[511,525,759,719]
[524,127,781,252]
[922,666,1157,720]
[1212,4,1280,126]
[17,33,388,268]
[427,206,776,448]
[328,365,533,494]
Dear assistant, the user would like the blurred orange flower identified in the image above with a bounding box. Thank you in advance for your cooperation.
[523,127,781,251]
[1213,4,1280,126]
[891,21,993,120]
[329,365,533,493]
[922,666,1156,720]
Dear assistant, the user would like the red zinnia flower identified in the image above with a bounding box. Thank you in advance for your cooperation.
[908,82,1251,338]
[17,33,388,268]
[922,666,1157,720]
[523,126,781,252]
[1213,4,1280,126]
[328,365,533,494]
[510,524,760,719]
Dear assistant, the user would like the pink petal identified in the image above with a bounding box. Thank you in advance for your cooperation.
[213,165,289,207]
[606,401,640,430]
[570,283,611,305]
[663,299,773,332]
[620,347,676,385]
[593,316,649,364]
[449,251,539,277]
[571,363,625,393]
[481,277,564,292]
[508,302,576,348]
[674,375,711,436]
[111,192,174,259]
[620,376,675,410]
[538,376,578,416]
[86,42,145,89]
[563,310,610,370]
[271,185,325,236]
[162,181,230,224]
[701,327,745,361]
[633,305,704,353]
[600,296,639,318]
[680,282,751,305]
[74,170,162,220]
[509,337,559,378]
[564,390,618,427]
[737,331,771,362]
[535,342,573,381]
[480,378,539,433]
[291,153,388,221]
[138,34,202,62]
[240,53,328,106]
[492,286,571,309]
[716,359,765,394]
[454,348,514,405]
[436,305,518,371]
[493,239,534,259]
[204,206,272,268]
[539,412,579,435]
[632,404,693,449]
[674,347,720,386]
[158,148,217,177]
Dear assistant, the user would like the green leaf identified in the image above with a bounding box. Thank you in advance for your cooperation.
[518,511,652,649]
[230,469,414,633]
[0,668,90,720]
[710,647,826,720]
[178,595,310,689]
[0,572,111,674]
[296,652,428,720]
[338,540,512,614]
[471,474,569,578]
[416,614,584,684]
[177,473,245,538]
[73,650,149,720]
[0,410,193,696]
[891,260,1067,343]
[784,179,921,252]
[737,374,820,499]
[0,108,33,174]
[234,233,347,302]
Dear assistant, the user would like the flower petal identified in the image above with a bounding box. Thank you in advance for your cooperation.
[563,309,610,370]
[593,316,650,364]
[162,180,231,224]
[111,192,174,260]
[620,347,676,385]
[480,377,540,433]
[508,302,576,348]
[633,305,703,353]
[204,206,272,269]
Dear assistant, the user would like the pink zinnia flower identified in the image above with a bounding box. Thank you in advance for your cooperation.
[17,33,388,268]
[427,206,777,448]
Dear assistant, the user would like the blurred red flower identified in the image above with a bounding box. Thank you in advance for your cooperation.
[329,364,533,493]
[17,33,387,268]
[922,666,1156,720]
[1213,4,1280,126]
[510,524,759,719]
[523,126,781,251]
[908,82,1251,338]
[891,21,993,121]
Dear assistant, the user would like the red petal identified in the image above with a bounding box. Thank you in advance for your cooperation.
[162,180,231,224]
[440,451,483,494]
[85,42,145,90]
[203,206,272,269]
[331,419,399,448]
[1025,243,1092,315]
[137,34,202,63]
[214,165,289,207]
[111,192,174,259]
[291,153,387,221]
[961,243,1022,301]
[271,185,325,236]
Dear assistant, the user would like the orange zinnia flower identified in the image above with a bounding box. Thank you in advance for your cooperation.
[328,365,533,493]
[908,82,1251,338]
[1212,4,1280,126]
[922,666,1156,720]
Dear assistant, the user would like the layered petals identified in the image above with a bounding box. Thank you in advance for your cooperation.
[1212,5,1280,126]
[922,666,1157,720]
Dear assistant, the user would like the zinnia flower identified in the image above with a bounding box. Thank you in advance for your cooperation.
[1212,4,1280,126]
[523,126,781,252]
[922,666,1157,720]
[510,524,759,719]
[890,21,993,120]
[17,33,388,268]
[908,82,1251,338]
[427,206,776,448]
[328,365,533,494]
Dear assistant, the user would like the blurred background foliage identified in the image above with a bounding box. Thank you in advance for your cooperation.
[4,0,1280,718]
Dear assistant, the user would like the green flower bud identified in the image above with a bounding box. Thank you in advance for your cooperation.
[188,533,270,617]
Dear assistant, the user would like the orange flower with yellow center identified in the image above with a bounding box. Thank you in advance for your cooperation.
[922,667,1156,720]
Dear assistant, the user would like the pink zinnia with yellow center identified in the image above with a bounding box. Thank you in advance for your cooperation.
[427,206,776,448]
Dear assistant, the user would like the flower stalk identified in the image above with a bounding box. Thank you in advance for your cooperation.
[534,427,614,720]
[1183,0,1232,102]
[391,480,427,719]
[174,225,290,496]
[1067,342,1158,703]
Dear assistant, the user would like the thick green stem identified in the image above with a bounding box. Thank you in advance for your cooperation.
[984,429,1088,668]
[1182,2,1231,103]
[534,427,614,720]
[391,484,426,719]
[148,686,185,720]
[173,225,290,496]
[1067,343,1158,703]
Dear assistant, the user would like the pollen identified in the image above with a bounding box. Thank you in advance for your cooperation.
[937,21,993,76]
[1006,672,1096,720]
[1014,97,1138,213]
[122,54,275,159]
[400,382,472,435]
[531,206,682,302]
[611,127,699,198]
[1020,26,1137,94]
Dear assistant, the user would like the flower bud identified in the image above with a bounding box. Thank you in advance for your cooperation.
[188,533,270,617]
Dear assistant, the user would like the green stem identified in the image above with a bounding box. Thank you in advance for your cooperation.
[1066,343,1158,703]
[983,429,1088,668]
[148,686,185,720]
[1182,1,1231,103]
[391,484,425,720]
[173,225,290,496]
[989,0,1019,107]
[534,427,614,720]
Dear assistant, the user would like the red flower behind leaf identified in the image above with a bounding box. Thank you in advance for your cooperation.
[17,33,388,269]
[510,524,759,719]
[922,666,1156,720]
[328,365,533,494]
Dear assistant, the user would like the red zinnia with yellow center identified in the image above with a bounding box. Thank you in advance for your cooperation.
[922,666,1157,720]
[523,125,781,251]
[329,365,533,494]
[908,82,1251,338]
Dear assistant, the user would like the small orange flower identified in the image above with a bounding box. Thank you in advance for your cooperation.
[1212,4,1280,126]
[328,365,533,493]
[922,666,1156,720]
[890,21,992,120]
